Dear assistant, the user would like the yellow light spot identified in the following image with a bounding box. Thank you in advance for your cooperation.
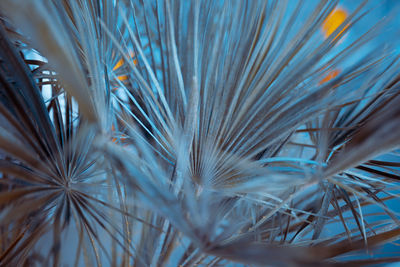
[111,124,128,144]
[111,124,117,143]
[319,69,340,85]
[116,75,129,81]
[113,58,124,71]
[322,7,348,39]
[112,51,137,81]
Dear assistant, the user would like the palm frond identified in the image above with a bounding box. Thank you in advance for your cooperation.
[0,0,400,266]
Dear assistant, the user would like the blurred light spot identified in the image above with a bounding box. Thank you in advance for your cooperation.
[319,69,340,85]
[111,124,128,144]
[113,58,124,71]
[322,7,348,39]
[113,51,137,81]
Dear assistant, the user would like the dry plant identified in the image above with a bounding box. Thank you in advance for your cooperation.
[0,0,400,266]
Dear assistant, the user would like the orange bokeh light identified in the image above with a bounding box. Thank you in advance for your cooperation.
[322,7,348,39]
[319,69,340,85]
[113,51,137,81]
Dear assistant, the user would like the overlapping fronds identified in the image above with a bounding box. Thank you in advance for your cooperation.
[0,0,400,266]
